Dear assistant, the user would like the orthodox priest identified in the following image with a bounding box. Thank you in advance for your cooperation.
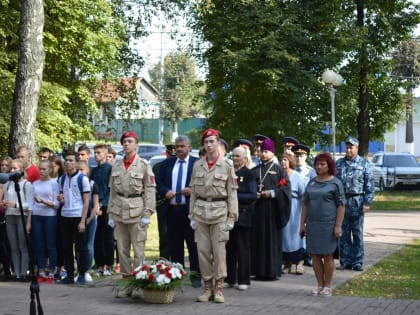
[251,137,291,280]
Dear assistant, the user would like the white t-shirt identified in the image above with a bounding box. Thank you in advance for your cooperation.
[30,179,60,216]
[60,171,91,218]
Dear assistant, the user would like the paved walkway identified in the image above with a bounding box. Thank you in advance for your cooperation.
[1,211,419,315]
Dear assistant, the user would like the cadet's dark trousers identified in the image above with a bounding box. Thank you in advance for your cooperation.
[61,217,88,279]
[167,205,199,273]
[94,209,115,268]
[226,226,251,285]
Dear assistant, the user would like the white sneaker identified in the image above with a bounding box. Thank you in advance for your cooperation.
[103,269,112,276]
[74,275,78,283]
[237,284,248,291]
[84,272,93,282]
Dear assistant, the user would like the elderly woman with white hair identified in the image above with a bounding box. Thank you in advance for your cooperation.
[225,147,257,291]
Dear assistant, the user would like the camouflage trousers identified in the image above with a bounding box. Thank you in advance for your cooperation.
[339,213,364,267]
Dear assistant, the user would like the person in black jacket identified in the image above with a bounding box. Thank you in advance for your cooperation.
[156,135,201,288]
[225,147,257,291]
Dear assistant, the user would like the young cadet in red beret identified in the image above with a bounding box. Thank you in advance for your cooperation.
[189,128,238,303]
[109,131,156,298]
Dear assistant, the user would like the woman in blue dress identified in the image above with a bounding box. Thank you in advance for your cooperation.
[300,152,345,297]
[281,153,306,274]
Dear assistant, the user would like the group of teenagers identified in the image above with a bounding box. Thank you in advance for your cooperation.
[0,127,374,304]
[0,144,118,285]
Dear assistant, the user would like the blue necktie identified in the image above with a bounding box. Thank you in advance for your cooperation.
[175,160,185,204]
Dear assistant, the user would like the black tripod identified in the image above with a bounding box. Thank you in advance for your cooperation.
[14,177,44,315]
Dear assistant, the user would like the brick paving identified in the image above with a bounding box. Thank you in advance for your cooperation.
[0,210,419,315]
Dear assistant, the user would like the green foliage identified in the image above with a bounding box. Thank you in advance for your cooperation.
[0,0,171,154]
[183,0,419,148]
[149,51,207,127]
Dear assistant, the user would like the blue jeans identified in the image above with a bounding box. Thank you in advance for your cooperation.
[339,213,364,267]
[31,215,57,272]
[86,216,97,271]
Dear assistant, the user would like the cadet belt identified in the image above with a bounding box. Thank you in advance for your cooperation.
[345,193,364,198]
[197,197,227,202]
[117,192,143,198]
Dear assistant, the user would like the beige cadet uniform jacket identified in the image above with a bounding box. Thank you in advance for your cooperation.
[189,156,238,225]
[108,155,156,224]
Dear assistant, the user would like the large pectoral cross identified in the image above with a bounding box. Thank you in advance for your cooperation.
[258,182,264,192]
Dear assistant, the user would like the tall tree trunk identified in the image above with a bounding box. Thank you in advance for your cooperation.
[8,0,45,157]
[356,0,369,157]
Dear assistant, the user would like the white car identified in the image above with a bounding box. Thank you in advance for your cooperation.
[371,152,420,191]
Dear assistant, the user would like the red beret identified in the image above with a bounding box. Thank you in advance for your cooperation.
[201,128,219,144]
[120,131,138,144]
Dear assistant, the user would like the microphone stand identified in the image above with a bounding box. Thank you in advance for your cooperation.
[14,178,44,315]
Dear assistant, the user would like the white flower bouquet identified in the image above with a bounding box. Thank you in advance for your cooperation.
[119,260,186,291]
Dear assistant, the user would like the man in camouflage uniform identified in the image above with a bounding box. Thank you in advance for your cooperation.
[189,128,238,303]
[335,136,374,271]
[108,131,156,297]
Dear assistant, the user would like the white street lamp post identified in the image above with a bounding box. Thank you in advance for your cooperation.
[321,70,343,159]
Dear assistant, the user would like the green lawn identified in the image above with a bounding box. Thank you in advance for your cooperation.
[334,239,420,299]
[144,215,160,261]
[371,191,420,210]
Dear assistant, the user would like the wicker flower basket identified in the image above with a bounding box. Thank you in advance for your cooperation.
[143,289,175,304]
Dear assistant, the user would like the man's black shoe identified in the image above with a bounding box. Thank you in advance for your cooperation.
[352,265,364,271]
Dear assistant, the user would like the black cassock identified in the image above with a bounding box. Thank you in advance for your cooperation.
[251,161,291,280]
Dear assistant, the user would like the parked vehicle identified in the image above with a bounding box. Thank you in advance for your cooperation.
[371,152,420,191]
[117,143,166,160]
[149,155,167,168]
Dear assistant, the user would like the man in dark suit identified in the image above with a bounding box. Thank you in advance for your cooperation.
[156,135,201,287]
[152,144,176,259]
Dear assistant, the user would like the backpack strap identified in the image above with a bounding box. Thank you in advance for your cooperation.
[77,173,85,199]
[60,174,66,192]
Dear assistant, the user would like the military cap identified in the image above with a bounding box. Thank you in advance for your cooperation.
[165,144,176,156]
[201,128,219,144]
[292,144,310,155]
[252,134,268,143]
[280,136,299,147]
[345,136,359,146]
[219,138,229,152]
[233,138,253,149]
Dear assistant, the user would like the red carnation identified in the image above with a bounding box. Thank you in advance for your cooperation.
[141,265,148,271]
[278,178,286,187]
[148,274,154,281]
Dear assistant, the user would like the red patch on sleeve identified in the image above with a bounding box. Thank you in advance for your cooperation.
[149,176,155,185]
[233,178,238,186]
